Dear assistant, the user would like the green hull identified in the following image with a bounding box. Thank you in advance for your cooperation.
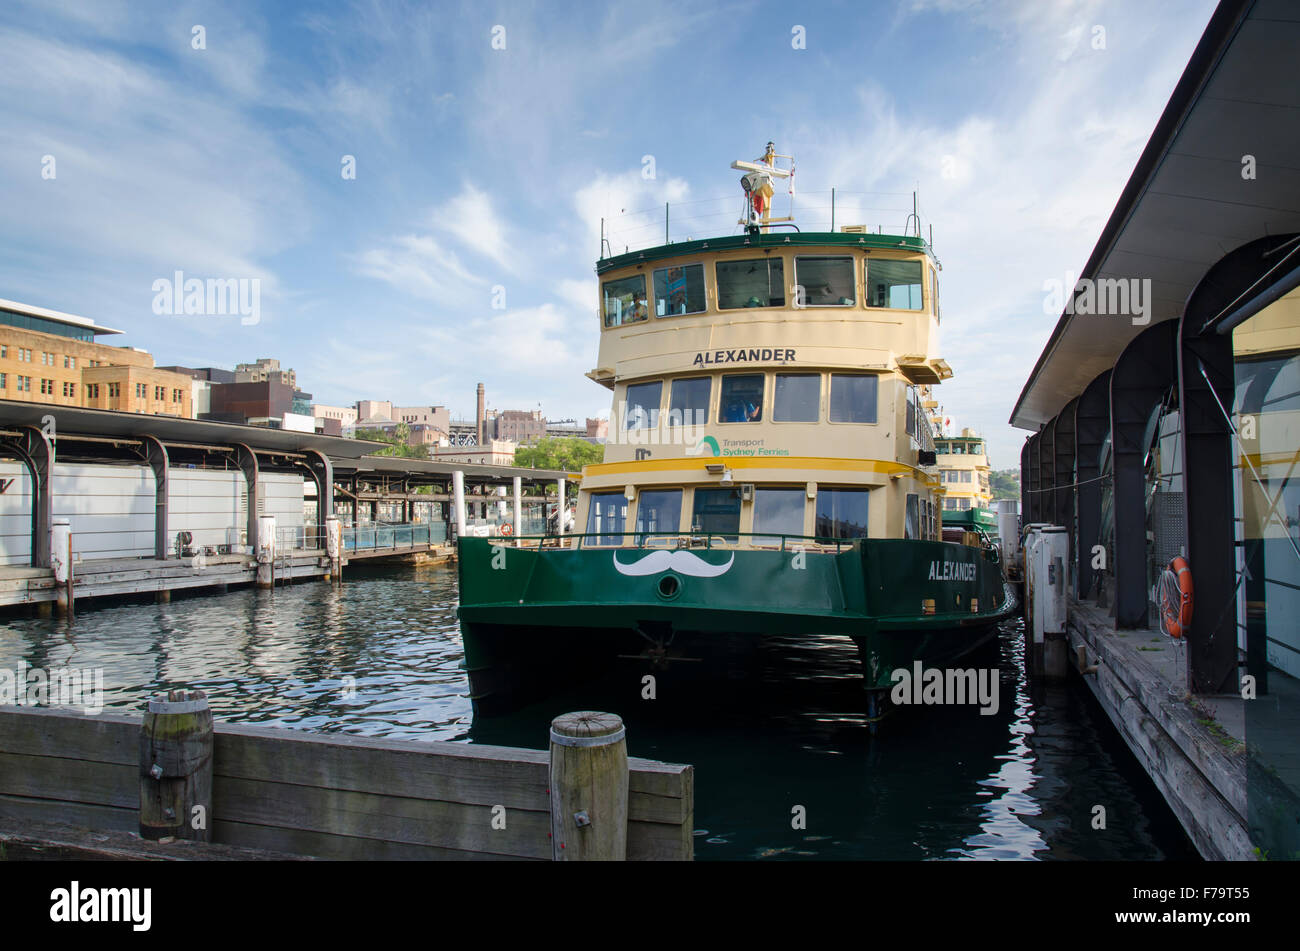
[456,537,1016,712]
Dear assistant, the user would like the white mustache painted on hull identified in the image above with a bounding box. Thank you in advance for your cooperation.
[612,549,735,578]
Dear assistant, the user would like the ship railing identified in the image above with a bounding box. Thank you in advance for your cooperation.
[488,531,858,553]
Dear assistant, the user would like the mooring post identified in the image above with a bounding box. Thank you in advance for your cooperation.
[549,711,628,860]
[256,514,276,588]
[139,688,214,842]
[326,515,342,582]
[50,518,70,617]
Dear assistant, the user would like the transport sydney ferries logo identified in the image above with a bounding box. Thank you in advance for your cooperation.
[613,549,735,577]
[686,435,720,456]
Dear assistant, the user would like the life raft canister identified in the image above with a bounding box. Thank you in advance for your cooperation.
[1159,556,1193,639]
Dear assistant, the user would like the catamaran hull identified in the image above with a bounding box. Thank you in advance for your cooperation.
[456,537,1016,714]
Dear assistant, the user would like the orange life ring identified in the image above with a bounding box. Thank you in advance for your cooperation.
[1159,556,1193,639]
[498,523,513,536]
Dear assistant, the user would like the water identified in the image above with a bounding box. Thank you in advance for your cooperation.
[0,564,1196,860]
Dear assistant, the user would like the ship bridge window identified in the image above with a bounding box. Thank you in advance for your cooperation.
[668,377,711,427]
[717,257,785,309]
[795,256,855,306]
[691,488,741,542]
[815,488,869,539]
[624,381,662,430]
[829,374,878,424]
[773,373,820,422]
[653,264,706,317]
[866,259,923,310]
[586,492,627,545]
[635,489,682,541]
[719,374,764,423]
[753,488,805,545]
[603,274,648,327]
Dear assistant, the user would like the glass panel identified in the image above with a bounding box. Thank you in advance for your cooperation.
[691,488,741,542]
[815,488,869,539]
[653,264,706,317]
[585,492,627,545]
[795,256,855,306]
[829,374,878,423]
[753,488,805,545]
[866,259,923,310]
[668,377,711,427]
[773,374,819,422]
[634,489,682,540]
[905,494,920,539]
[624,381,662,430]
[718,374,764,423]
[716,257,784,309]
[603,274,648,327]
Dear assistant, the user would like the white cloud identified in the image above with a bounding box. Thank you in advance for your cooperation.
[436,184,514,272]
[354,235,486,304]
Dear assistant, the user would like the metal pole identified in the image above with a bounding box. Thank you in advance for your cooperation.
[557,478,567,537]
[513,476,523,539]
[665,203,669,244]
[831,187,835,232]
[452,470,467,539]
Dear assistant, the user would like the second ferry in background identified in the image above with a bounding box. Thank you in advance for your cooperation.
[458,143,1017,724]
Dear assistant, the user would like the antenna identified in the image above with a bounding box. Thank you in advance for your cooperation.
[732,142,795,235]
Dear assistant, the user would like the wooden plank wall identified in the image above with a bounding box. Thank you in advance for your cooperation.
[0,706,693,860]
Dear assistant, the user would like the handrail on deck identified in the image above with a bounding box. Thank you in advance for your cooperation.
[477,530,861,553]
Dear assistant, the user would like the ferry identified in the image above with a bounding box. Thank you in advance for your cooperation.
[457,144,1016,721]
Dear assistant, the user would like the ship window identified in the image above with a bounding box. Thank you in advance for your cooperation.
[905,494,920,540]
[773,373,819,422]
[653,264,706,317]
[718,374,764,423]
[691,488,741,542]
[603,274,648,327]
[815,488,869,539]
[866,259,923,310]
[624,381,662,430]
[753,488,805,545]
[829,374,878,423]
[794,256,855,306]
[635,489,682,540]
[716,257,784,309]
[586,492,627,545]
[668,377,711,427]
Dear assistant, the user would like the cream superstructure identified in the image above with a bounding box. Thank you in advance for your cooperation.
[575,229,952,546]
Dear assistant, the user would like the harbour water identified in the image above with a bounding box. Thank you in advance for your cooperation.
[0,564,1196,861]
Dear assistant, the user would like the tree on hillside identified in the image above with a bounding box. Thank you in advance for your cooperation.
[990,468,1021,499]
[513,436,604,472]
[354,426,430,460]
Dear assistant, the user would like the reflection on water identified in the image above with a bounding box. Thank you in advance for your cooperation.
[0,564,1195,860]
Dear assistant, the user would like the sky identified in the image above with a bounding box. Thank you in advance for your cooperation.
[0,0,1220,469]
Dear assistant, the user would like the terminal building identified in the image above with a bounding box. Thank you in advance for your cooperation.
[0,298,194,418]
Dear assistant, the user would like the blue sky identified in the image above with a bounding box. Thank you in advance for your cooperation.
[0,0,1218,467]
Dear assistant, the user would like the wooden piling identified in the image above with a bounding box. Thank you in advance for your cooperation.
[549,711,628,860]
[139,688,214,842]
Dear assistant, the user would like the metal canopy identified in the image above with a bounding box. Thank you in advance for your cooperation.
[0,399,386,459]
[332,454,570,484]
[1011,0,1300,430]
